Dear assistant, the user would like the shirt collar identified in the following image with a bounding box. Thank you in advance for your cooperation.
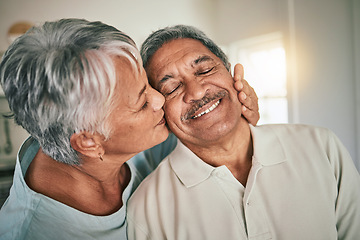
[249,124,287,166]
[169,139,215,188]
[169,124,287,188]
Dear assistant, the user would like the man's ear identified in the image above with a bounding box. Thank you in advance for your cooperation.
[70,132,104,159]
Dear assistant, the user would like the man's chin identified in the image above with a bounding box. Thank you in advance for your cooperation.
[177,125,235,146]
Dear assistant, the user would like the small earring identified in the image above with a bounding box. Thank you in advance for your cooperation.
[99,153,103,161]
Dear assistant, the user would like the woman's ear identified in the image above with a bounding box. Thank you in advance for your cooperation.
[70,132,104,159]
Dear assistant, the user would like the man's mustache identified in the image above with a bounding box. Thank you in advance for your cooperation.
[182,90,227,120]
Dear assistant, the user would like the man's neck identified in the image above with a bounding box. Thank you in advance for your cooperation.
[182,118,253,185]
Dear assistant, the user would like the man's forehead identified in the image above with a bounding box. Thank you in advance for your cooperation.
[153,46,215,69]
[147,39,217,81]
[160,53,215,69]
[154,39,213,63]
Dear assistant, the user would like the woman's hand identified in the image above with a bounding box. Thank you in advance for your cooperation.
[233,64,260,126]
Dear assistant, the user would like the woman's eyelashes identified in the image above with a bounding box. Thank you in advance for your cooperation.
[140,101,148,110]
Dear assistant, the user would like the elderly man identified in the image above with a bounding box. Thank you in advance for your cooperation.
[127,25,360,240]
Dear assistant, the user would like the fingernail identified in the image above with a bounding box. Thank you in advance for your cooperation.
[239,82,243,89]
[241,92,247,100]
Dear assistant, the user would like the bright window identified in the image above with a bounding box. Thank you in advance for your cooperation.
[224,32,288,125]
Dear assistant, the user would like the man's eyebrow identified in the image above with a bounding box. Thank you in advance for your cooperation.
[157,74,173,89]
[192,55,213,66]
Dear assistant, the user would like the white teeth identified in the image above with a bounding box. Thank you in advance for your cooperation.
[193,100,220,119]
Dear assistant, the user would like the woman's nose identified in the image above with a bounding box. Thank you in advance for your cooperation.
[183,80,207,103]
[150,88,165,111]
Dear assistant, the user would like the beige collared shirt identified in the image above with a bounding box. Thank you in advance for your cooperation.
[127,124,360,240]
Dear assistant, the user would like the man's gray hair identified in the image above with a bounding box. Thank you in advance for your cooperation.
[0,18,141,165]
[140,25,230,71]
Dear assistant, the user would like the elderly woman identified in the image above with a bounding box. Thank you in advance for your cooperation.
[0,19,259,239]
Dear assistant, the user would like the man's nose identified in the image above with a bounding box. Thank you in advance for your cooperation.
[183,80,207,103]
[150,88,165,111]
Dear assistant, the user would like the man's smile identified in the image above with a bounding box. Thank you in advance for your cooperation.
[182,90,227,121]
[192,99,220,119]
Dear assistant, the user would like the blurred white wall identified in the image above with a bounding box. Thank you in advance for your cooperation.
[0,0,359,170]
[0,0,216,49]
[214,0,359,170]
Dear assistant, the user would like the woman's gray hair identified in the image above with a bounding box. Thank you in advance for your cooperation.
[0,18,141,165]
[140,25,230,71]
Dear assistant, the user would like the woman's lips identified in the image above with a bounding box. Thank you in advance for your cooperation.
[157,116,166,126]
